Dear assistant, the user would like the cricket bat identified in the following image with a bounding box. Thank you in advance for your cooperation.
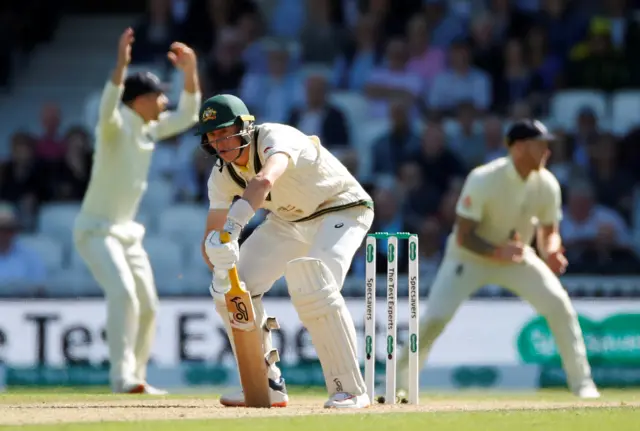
[220,232,272,408]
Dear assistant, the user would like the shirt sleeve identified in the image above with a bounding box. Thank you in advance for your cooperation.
[258,125,306,166]
[97,80,124,140]
[538,172,563,225]
[455,170,486,222]
[149,90,201,141]
[207,168,236,210]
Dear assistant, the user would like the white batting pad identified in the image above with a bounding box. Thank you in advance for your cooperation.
[213,296,281,381]
[284,257,366,396]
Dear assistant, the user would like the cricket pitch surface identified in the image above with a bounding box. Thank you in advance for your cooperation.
[1,389,639,430]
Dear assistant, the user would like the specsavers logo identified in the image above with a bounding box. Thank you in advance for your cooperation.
[517,313,640,365]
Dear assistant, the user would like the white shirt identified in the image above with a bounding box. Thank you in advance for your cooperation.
[207,123,371,222]
[75,80,200,240]
[447,156,562,262]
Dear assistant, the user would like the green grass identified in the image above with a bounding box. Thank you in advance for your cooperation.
[4,408,640,431]
[1,388,639,430]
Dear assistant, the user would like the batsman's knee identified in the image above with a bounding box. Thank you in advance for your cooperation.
[284,257,344,318]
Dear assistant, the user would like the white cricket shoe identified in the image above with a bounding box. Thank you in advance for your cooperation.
[220,377,288,407]
[141,384,169,395]
[324,392,371,409]
[574,381,601,399]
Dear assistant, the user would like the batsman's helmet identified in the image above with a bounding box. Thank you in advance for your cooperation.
[194,94,255,166]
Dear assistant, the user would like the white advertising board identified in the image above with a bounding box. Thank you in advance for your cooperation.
[0,299,639,367]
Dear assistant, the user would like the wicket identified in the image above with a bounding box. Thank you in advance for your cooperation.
[364,232,419,405]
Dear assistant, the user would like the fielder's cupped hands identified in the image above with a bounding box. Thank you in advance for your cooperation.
[494,232,525,263]
[117,27,134,66]
[167,42,197,71]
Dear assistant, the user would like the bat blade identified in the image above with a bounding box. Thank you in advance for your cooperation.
[221,232,271,408]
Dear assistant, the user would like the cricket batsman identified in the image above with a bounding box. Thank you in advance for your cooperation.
[196,94,374,408]
[73,28,201,394]
[397,119,600,399]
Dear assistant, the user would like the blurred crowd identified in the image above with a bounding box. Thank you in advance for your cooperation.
[2,0,640,296]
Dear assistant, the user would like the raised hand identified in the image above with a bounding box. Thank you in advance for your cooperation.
[167,42,197,71]
[117,27,135,66]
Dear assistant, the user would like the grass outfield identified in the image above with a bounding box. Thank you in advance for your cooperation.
[0,387,639,430]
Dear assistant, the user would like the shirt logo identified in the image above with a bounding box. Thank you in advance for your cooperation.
[462,195,472,208]
[202,107,216,122]
[264,146,273,154]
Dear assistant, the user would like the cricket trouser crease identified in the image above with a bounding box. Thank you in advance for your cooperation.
[285,257,366,396]
[213,295,282,381]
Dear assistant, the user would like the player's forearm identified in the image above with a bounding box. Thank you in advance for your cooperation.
[110,61,127,87]
[457,230,498,256]
[182,63,200,94]
[537,225,562,257]
[242,176,273,211]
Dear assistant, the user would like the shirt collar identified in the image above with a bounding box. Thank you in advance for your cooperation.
[121,104,146,130]
[505,156,530,184]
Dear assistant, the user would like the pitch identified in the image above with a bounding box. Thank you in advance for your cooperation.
[0,388,639,430]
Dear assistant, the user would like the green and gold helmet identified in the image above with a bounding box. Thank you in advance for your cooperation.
[195,94,255,163]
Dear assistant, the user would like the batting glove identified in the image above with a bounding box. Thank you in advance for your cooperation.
[205,230,240,271]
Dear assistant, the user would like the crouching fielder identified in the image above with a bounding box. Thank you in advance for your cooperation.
[397,120,599,399]
[196,95,373,408]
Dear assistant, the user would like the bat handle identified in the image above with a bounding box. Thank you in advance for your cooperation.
[219,231,244,293]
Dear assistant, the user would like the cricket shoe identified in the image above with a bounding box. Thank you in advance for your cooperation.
[573,381,601,399]
[324,392,371,409]
[220,377,288,407]
[115,382,168,395]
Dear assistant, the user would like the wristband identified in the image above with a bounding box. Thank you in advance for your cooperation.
[227,198,255,227]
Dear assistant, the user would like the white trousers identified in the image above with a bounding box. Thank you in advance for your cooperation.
[413,247,592,391]
[73,229,158,389]
[209,205,374,381]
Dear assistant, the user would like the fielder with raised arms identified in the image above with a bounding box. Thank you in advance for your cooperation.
[397,120,600,399]
[73,28,201,394]
[197,94,374,408]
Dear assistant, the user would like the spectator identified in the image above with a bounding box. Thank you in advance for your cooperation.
[0,203,46,297]
[35,103,66,161]
[525,24,563,93]
[494,38,544,113]
[371,99,421,177]
[483,115,508,162]
[364,37,422,119]
[131,0,177,64]
[268,0,306,39]
[237,9,269,74]
[398,161,442,232]
[287,69,351,151]
[332,13,379,91]
[203,28,246,97]
[405,14,446,90]
[417,216,444,278]
[545,129,580,188]
[447,102,484,170]
[487,0,534,41]
[406,122,467,193]
[422,0,467,48]
[239,41,303,123]
[435,176,464,234]
[587,133,635,222]
[428,39,492,115]
[560,180,636,269]
[0,132,50,230]
[175,147,216,203]
[536,0,589,58]
[369,176,408,272]
[567,107,601,169]
[299,0,346,65]
[469,12,504,84]
[565,23,629,92]
[51,126,93,202]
